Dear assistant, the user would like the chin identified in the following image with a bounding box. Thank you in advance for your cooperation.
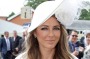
[45,44,56,49]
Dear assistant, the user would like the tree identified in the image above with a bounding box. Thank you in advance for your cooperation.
[79,1,90,20]
[79,9,88,20]
[26,0,47,9]
[79,9,90,20]
[7,12,15,18]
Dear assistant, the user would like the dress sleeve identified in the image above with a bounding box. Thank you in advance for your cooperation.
[15,52,27,59]
[71,54,78,59]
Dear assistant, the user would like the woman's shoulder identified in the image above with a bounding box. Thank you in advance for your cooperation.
[15,52,27,59]
[15,52,77,59]
[15,53,24,59]
[71,54,78,59]
[15,54,23,59]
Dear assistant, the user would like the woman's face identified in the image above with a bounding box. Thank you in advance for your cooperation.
[34,17,61,49]
[86,35,90,45]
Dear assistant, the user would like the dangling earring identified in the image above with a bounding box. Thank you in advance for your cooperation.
[34,34,37,38]
[35,36,37,38]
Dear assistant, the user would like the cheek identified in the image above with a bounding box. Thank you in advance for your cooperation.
[54,31,61,38]
[35,30,61,42]
[37,31,61,39]
[87,40,90,43]
[36,31,48,40]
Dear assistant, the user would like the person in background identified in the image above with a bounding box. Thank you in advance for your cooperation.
[18,30,28,53]
[12,30,22,59]
[85,33,90,46]
[79,36,85,47]
[15,0,81,59]
[82,32,90,59]
[0,31,13,59]
[1,35,4,38]
[68,30,84,59]
[0,39,1,59]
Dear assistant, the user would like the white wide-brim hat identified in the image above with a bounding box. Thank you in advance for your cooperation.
[28,0,80,32]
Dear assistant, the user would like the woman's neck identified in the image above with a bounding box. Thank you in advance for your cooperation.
[40,47,55,59]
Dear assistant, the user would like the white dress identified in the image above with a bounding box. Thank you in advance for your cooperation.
[82,45,90,59]
[15,53,78,59]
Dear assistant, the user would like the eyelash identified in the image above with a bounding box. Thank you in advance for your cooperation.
[41,28,60,30]
[54,28,60,30]
[41,28,48,30]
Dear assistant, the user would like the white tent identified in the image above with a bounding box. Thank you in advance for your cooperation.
[66,20,90,30]
[0,19,24,36]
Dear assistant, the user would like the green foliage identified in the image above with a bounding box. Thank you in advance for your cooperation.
[79,9,90,20]
[7,12,15,18]
[26,0,90,20]
[26,0,47,9]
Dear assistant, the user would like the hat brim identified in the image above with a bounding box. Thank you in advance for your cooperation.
[28,0,64,32]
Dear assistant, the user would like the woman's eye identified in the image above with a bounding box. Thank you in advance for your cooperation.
[54,28,60,30]
[41,28,48,30]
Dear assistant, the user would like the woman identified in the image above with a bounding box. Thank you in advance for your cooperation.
[15,0,80,59]
[86,33,90,46]
[82,32,90,59]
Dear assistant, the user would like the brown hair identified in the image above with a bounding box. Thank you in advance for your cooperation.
[22,22,73,59]
[69,30,78,35]
[86,33,90,38]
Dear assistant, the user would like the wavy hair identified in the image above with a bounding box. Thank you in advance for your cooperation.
[21,21,74,59]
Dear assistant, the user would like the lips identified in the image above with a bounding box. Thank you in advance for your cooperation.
[46,40,55,44]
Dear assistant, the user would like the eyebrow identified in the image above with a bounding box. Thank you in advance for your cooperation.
[40,25,60,27]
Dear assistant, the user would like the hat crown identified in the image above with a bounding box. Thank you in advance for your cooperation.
[28,0,63,32]
[28,0,81,32]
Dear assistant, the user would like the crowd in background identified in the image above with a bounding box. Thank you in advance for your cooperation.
[0,29,90,59]
[68,30,90,59]
[0,30,27,59]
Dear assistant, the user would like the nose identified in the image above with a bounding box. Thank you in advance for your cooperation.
[48,29,54,36]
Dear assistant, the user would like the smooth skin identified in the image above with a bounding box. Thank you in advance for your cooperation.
[34,17,61,59]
